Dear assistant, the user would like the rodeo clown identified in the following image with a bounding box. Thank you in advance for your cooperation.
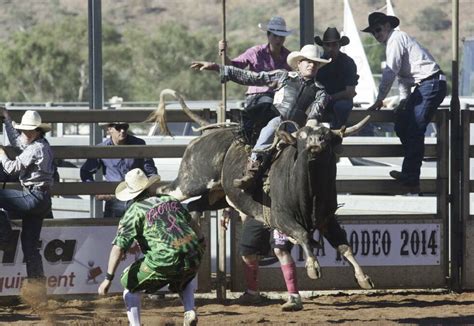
[98,168,205,326]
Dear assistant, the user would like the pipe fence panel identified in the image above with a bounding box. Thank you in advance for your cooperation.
[0,104,453,291]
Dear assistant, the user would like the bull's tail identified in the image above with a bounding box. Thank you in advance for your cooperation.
[146,89,210,136]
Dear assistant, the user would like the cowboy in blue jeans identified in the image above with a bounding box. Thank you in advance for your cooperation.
[364,12,447,193]
[0,108,55,306]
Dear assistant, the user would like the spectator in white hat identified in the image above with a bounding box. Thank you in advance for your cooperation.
[0,108,55,309]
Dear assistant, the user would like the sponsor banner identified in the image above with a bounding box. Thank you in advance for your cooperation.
[260,223,441,268]
[0,226,142,296]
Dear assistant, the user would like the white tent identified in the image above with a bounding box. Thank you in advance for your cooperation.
[341,0,377,105]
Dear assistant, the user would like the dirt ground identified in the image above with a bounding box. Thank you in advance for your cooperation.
[1,290,474,325]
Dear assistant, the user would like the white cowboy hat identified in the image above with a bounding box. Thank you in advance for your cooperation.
[13,110,52,132]
[108,96,123,109]
[258,16,293,37]
[287,44,332,70]
[99,96,127,127]
[115,168,161,201]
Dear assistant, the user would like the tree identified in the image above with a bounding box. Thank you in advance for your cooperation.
[0,17,133,102]
[122,24,251,101]
[363,35,385,75]
[415,7,451,31]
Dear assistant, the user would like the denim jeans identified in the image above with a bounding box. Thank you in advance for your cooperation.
[394,78,447,186]
[0,188,51,278]
[104,198,130,218]
[241,93,278,145]
[326,99,354,129]
[251,116,297,160]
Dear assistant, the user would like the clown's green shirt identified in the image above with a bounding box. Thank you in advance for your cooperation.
[113,194,202,272]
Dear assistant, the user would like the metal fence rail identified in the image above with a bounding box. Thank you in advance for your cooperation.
[0,104,453,291]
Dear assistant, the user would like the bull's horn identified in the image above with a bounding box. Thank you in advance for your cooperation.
[332,115,371,137]
[343,115,370,136]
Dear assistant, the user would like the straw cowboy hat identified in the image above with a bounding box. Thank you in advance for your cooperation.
[287,44,332,70]
[314,27,350,46]
[258,16,293,37]
[115,168,161,201]
[13,110,52,132]
[99,96,127,127]
[362,12,400,33]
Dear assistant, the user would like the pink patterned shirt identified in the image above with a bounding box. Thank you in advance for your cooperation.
[231,43,291,95]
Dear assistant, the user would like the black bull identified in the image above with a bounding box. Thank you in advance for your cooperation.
[151,89,374,289]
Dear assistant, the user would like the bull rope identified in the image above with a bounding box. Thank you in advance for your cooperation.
[262,190,272,227]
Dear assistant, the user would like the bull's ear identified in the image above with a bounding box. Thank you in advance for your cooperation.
[276,130,296,145]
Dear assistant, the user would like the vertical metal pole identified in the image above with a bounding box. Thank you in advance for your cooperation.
[437,109,450,285]
[460,104,470,289]
[299,0,314,48]
[216,0,227,302]
[449,0,461,291]
[219,0,227,124]
[88,0,104,218]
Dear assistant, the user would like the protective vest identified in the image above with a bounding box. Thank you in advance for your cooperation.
[273,72,325,127]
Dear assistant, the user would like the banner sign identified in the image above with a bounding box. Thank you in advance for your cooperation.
[0,223,441,295]
[0,226,141,296]
[260,223,441,268]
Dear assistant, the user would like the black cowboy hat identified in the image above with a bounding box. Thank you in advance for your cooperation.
[314,27,350,46]
[362,12,400,33]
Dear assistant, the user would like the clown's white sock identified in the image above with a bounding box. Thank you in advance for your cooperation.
[180,278,197,312]
[123,289,142,326]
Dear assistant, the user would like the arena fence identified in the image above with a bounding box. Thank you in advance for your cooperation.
[231,107,450,291]
[461,103,474,289]
[0,102,467,295]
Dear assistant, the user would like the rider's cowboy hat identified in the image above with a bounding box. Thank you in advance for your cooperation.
[13,110,52,132]
[258,16,293,37]
[287,44,332,70]
[362,12,400,33]
[115,168,161,201]
[314,27,350,46]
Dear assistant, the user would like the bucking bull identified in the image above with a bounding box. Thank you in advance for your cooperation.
[150,89,374,289]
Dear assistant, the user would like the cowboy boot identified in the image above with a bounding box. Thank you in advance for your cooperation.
[233,158,263,191]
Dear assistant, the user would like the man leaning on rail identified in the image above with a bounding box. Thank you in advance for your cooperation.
[363,12,447,195]
[0,108,54,309]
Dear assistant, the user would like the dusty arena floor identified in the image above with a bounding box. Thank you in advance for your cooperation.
[1,290,474,325]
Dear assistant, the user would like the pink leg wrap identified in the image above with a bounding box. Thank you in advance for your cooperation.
[281,262,299,294]
[243,260,259,292]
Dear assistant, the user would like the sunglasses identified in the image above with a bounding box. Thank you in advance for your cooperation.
[111,123,129,131]
[371,26,383,35]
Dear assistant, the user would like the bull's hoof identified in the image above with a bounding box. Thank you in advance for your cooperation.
[355,274,375,289]
[305,261,321,280]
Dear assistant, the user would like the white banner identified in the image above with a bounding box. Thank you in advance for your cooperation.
[0,226,141,296]
[0,223,441,295]
[260,223,441,268]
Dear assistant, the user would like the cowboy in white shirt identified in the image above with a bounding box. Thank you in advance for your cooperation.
[364,12,447,193]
